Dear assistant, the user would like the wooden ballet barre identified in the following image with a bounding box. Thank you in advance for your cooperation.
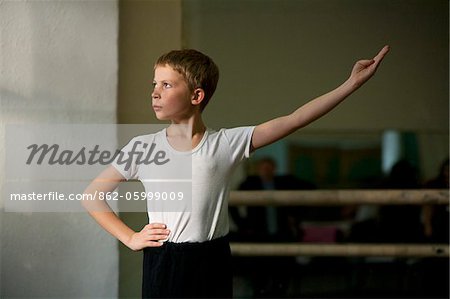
[229,189,449,206]
[230,243,449,258]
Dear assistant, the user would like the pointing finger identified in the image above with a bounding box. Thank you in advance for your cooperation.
[373,45,390,64]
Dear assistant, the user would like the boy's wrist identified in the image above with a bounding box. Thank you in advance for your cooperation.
[342,77,361,93]
[123,232,136,249]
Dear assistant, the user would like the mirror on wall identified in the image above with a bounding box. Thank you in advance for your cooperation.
[244,130,448,189]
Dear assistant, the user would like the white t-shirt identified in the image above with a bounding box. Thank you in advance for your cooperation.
[112,126,255,243]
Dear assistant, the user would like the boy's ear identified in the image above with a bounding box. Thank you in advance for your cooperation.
[191,88,205,107]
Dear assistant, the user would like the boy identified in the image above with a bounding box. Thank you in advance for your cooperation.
[83,46,389,298]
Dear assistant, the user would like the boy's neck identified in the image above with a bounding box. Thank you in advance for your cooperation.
[168,112,206,137]
[166,113,207,150]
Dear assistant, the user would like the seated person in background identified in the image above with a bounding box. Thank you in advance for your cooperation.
[350,159,424,243]
[230,157,316,242]
[422,158,449,243]
[379,159,424,243]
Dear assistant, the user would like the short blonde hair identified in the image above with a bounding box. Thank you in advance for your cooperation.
[155,49,219,111]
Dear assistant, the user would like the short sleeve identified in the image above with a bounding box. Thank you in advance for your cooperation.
[111,136,143,180]
[223,126,255,164]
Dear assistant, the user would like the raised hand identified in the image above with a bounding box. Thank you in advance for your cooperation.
[252,45,390,152]
[349,45,390,88]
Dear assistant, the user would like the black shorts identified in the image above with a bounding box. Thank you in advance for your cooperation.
[142,235,232,298]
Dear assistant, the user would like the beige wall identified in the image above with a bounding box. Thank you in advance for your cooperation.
[118,0,182,124]
[183,0,448,133]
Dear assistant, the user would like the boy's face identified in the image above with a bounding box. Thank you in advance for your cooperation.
[152,65,195,121]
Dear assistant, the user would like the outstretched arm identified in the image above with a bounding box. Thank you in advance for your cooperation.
[251,45,390,150]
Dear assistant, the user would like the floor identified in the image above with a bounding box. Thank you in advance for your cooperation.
[232,256,449,298]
